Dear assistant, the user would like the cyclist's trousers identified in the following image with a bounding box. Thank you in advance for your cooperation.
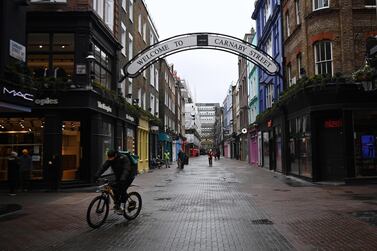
[113,176,135,205]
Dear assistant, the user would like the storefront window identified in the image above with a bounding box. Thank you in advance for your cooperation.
[61,121,81,181]
[0,118,44,181]
[354,111,377,177]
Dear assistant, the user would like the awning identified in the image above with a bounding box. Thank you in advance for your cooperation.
[158,132,172,142]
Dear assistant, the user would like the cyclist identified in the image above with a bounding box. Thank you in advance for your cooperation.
[95,149,136,214]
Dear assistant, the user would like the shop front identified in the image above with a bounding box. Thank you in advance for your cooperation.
[137,117,149,174]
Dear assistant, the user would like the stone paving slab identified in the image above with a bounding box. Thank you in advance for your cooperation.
[0,156,376,251]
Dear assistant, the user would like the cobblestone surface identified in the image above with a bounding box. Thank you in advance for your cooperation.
[0,156,376,251]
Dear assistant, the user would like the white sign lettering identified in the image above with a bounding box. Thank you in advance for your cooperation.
[97,101,112,113]
[3,87,34,101]
[9,40,26,62]
[35,98,59,105]
[126,114,135,122]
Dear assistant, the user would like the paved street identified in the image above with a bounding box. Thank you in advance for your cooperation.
[1,156,377,251]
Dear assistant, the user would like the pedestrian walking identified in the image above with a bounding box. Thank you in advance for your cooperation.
[7,151,20,195]
[177,149,185,169]
[19,149,32,191]
[208,149,213,167]
[163,150,170,168]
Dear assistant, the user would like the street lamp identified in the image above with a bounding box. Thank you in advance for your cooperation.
[85,53,95,89]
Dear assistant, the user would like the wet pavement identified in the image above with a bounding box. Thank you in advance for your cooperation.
[0,156,377,251]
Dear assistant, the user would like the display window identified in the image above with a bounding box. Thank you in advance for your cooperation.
[0,117,44,181]
[354,111,377,177]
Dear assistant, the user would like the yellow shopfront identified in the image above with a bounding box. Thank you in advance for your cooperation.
[137,118,149,173]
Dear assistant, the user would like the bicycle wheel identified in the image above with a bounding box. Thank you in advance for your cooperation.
[123,191,142,220]
[86,195,109,228]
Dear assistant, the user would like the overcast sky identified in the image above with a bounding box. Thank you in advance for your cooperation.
[143,0,255,104]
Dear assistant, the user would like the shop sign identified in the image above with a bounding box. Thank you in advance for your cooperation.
[267,120,273,128]
[2,87,34,101]
[9,40,26,62]
[97,101,112,113]
[150,125,159,131]
[324,119,342,128]
[126,114,135,122]
[76,64,87,75]
[35,98,59,106]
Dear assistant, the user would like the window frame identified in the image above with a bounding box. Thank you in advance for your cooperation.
[314,40,333,76]
[312,0,329,11]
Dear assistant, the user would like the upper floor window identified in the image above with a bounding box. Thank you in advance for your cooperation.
[264,0,271,24]
[314,41,333,76]
[143,23,147,42]
[285,12,291,38]
[313,0,329,11]
[129,0,134,22]
[287,63,292,87]
[27,33,75,81]
[31,0,67,2]
[92,0,114,31]
[138,15,142,34]
[93,43,113,89]
[295,0,301,25]
[365,0,376,7]
[121,23,126,56]
[266,35,272,57]
[297,53,303,78]
[122,0,126,11]
[128,34,133,60]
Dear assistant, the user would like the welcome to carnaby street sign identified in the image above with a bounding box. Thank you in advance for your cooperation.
[122,32,279,79]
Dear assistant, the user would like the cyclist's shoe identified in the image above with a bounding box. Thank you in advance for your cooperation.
[127,200,137,211]
[113,204,124,215]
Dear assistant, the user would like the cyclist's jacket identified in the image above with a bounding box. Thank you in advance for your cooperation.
[96,154,134,181]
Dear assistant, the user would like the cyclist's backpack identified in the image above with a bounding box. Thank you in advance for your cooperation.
[119,150,138,176]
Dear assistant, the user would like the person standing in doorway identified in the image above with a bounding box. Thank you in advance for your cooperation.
[163,150,170,168]
[7,151,20,196]
[20,149,32,191]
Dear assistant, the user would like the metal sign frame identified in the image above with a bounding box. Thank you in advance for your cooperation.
[121,32,280,79]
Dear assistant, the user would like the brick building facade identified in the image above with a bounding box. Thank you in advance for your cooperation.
[279,0,377,181]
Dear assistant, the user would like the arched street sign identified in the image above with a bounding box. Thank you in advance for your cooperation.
[122,32,279,79]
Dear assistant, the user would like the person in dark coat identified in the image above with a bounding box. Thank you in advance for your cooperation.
[47,154,62,192]
[7,151,20,195]
[177,150,185,169]
[95,150,135,214]
[19,149,32,191]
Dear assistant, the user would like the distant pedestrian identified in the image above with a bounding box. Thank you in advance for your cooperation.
[7,151,20,196]
[178,149,185,169]
[163,150,170,168]
[216,150,220,160]
[208,149,213,166]
[19,149,32,191]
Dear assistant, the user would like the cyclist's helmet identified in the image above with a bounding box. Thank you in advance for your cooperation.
[107,149,117,158]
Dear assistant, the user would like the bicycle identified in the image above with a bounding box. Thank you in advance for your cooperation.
[86,179,142,228]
